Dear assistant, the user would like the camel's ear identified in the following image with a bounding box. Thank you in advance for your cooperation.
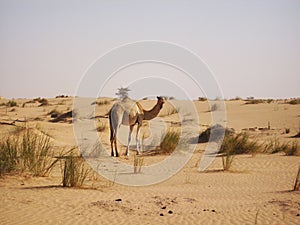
[157,96,161,100]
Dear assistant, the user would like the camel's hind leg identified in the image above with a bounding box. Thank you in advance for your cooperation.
[125,125,134,156]
[109,109,120,157]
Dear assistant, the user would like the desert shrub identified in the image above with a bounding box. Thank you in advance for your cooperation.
[245,99,264,104]
[50,110,73,123]
[222,152,235,171]
[0,136,19,175]
[284,142,299,156]
[210,103,219,111]
[198,97,207,101]
[20,130,55,176]
[160,130,180,154]
[234,96,242,101]
[220,132,260,155]
[48,109,61,118]
[55,95,68,98]
[288,99,300,105]
[96,122,107,132]
[97,100,110,105]
[198,125,234,143]
[264,137,289,154]
[6,100,17,107]
[60,154,90,187]
[38,98,49,106]
[0,129,56,176]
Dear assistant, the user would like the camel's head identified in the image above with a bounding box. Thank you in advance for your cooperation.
[157,96,165,108]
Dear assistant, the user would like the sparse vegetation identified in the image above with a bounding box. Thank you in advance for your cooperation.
[198,97,207,101]
[48,109,61,118]
[264,138,299,156]
[163,107,178,116]
[50,110,73,123]
[55,95,68,98]
[288,98,300,105]
[97,100,110,105]
[133,154,144,174]
[245,99,265,104]
[6,100,18,107]
[38,98,49,106]
[159,130,180,154]
[220,132,260,155]
[198,125,234,143]
[59,153,91,187]
[0,135,19,175]
[210,103,219,111]
[96,121,107,132]
[283,141,299,156]
[264,137,289,154]
[115,87,130,99]
[20,130,56,176]
[222,152,235,171]
[0,129,56,176]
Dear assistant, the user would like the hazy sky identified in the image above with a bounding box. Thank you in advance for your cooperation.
[0,0,299,99]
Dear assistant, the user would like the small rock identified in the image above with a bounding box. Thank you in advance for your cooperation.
[160,213,164,216]
[203,209,206,211]
[212,209,216,213]
[161,206,166,209]
[168,210,173,214]
[115,198,122,202]
[297,213,300,217]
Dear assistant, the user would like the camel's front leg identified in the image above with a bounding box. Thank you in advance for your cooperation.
[125,125,134,156]
[136,123,142,155]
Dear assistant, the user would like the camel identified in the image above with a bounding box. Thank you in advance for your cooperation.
[109,96,165,157]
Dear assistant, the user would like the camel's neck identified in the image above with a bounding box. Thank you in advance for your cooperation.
[143,102,163,120]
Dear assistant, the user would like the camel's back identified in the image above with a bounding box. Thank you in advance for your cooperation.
[111,98,143,125]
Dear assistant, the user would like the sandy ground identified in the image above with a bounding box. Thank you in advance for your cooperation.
[0,97,299,225]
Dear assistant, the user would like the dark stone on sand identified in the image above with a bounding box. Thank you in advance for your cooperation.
[160,213,164,216]
[212,209,216,212]
[168,210,173,214]
[161,206,166,209]
[115,198,122,202]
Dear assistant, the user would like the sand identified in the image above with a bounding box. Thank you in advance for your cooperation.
[0,97,299,225]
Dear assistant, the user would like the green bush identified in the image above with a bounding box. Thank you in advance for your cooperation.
[6,100,18,107]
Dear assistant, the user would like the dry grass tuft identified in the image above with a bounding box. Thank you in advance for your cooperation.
[159,130,180,154]
[0,129,56,176]
[133,154,144,174]
[60,154,91,187]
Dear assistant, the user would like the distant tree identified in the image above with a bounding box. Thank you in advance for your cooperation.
[116,87,131,100]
